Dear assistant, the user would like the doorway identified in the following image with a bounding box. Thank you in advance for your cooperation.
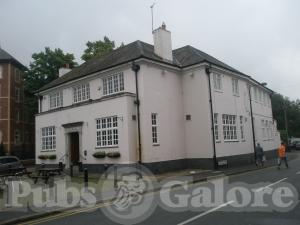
[69,132,80,165]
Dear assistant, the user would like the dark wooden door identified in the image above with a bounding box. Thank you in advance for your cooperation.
[70,132,79,165]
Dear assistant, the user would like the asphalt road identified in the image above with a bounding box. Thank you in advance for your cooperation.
[20,154,300,225]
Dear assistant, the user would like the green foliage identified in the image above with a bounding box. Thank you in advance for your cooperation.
[23,47,77,116]
[48,154,57,160]
[24,47,77,92]
[38,154,56,160]
[92,151,106,158]
[81,36,123,61]
[106,151,121,158]
[0,142,5,156]
[38,155,48,160]
[271,93,300,138]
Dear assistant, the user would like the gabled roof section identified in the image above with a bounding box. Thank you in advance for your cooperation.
[38,40,177,92]
[0,48,26,70]
[38,41,247,92]
[172,45,243,74]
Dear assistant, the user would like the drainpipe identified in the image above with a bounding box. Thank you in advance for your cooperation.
[248,85,256,163]
[7,63,11,154]
[205,66,218,169]
[132,62,142,164]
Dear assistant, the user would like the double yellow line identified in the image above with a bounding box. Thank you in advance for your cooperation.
[19,202,112,225]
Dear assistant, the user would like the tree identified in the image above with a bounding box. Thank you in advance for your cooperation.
[271,93,300,139]
[24,47,77,92]
[81,36,123,61]
[23,47,77,115]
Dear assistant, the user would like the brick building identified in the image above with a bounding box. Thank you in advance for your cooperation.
[0,48,35,159]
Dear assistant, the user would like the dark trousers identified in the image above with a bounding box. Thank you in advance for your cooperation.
[278,157,289,168]
[256,156,264,166]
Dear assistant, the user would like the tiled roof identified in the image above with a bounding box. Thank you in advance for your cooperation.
[38,40,245,92]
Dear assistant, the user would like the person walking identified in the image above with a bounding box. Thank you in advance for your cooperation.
[255,143,265,167]
[278,142,289,169]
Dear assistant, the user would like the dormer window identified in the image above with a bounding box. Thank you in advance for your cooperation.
[73,83,90,103]
[103,72,124,95]
[49,91,63,109]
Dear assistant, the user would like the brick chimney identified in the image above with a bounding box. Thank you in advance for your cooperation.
[153,22,173,61]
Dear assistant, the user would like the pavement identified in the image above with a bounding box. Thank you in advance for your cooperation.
[0,151,299,225]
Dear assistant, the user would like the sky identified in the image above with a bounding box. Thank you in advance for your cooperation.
[0,0,299,100]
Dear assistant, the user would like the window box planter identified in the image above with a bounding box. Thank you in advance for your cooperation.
[38,155,48,160]
[106,151,121,158]
[93,151,106,158]
[48,154,57,160]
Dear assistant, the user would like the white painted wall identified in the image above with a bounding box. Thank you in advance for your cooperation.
[36,58,280,166]
[40,65,135,112]
[182,67,213,159]
[35,95,137,165]
[210,68,280,157]
[138,62,186,163]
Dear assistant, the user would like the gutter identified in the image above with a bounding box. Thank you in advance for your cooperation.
[248,85,256,163]
[132,62,142,163]
[205,66,218,169]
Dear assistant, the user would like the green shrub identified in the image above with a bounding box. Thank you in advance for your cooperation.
[93,151,106,158]
[106,151,121,158]
[48,154,57,160]
[38,155,48,160]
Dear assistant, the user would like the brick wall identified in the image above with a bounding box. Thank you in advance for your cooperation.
[0,62,35,159]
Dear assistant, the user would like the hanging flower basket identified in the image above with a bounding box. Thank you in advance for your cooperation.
[48,154,57,160]
[38,155,48,160]
[106,151,121,158]
[93,151,106,158]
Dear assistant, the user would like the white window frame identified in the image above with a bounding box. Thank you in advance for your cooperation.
[151,113,159,145]
[213,73,222,91]
[96,116,118,147]
[41,126,56,151]
[73,83,90,103]
[232,78,239,96]
[240,116,245,141]
[222,114,237,141]
[213,113,219,142]
[49,91,63,109]
[103,72,124,96]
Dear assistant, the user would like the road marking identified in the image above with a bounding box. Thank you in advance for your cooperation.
[177,201,235,225]
[20,202,112,225]
[296,171,300,175]
[253,178,288,192]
